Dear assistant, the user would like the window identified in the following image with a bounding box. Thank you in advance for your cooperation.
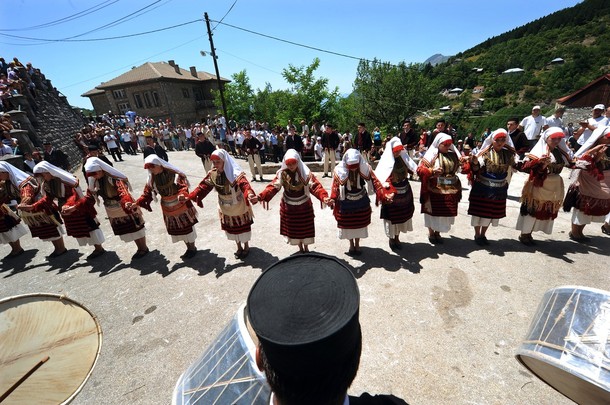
[117,102,131,114]
[134,94,143,109]
[112,89,126,99]
[192,87,203,101]
[152,91,161,107]
[143,92,152,108]
[182,88,190,98]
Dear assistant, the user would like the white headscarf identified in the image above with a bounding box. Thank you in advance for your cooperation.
[33,161,82,198]
[143,154,188,188]
[336,149,371,181]
[421,133,460,165]
[528,127,573,163]
[0,161,33,189]
[574,126,610,158]
[477,128,516,157]
[374,137,417,183]
[335,149,373,200]
[277,149,310,182]
[33,161,78,186]
[211,149,244,184]
[85,157,131,199]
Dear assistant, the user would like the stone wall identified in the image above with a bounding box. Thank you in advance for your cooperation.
[3,70,87,171]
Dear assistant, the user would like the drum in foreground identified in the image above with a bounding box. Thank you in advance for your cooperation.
[516,286,610,405]
[173,304,270,405]
[0,293,102,404]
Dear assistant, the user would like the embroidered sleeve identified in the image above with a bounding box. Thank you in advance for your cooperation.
[136,184,154,212]
[187,173,214,208]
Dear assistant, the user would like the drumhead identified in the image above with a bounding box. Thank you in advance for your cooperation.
[0,293,102,404]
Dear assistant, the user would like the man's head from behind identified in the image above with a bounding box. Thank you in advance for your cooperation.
[248,253,362,405]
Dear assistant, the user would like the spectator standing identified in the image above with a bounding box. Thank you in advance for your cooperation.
[284,125,304,155]
[573,104,606,146]
[120,129,135,155]
[353,122,373,161]
[103,130,123,162]
[142,136,168,161]
[426,119,447,148]
[543,107,566,131]
[269,130,280,163]
[398,119,418,153]
[242,128,264,182]
[194,131,216,172]
[507,117,529,161]
[321,123,340,177]
[519,105,545,150]
[184,125,193,151]
[43,141,71,170]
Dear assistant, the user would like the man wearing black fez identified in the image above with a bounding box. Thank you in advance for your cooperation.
[248,253,407,405]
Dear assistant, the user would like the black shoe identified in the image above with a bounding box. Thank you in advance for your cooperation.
[602,225,610,236]
[322,174,329,178]
[3,248,24,260]
[181,249,197,259]
[569,232,591,243]
[49,249,68,258]
[428,236,438,245]
[251,178,256,182]
[132,249,150,260]
[87,249,106,260]
[475,237,486,246]
[518,235,534,246]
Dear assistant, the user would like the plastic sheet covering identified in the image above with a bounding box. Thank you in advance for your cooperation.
[516,286,610,405]
[172,304,270,405]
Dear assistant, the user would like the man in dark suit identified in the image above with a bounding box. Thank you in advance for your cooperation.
[321,123,340,177]
[353,122,373,161]
[284,125,303,154]
[142,136,168,161]
[507,117,528,161]
[43,141,70,170]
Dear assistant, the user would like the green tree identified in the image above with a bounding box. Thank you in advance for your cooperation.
[280,58,340,126]
[353,59,438,130]
[213,70,254,124]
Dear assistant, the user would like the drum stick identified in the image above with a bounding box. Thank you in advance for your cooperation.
[0,355,50,402]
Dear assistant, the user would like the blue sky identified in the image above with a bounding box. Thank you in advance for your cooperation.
[1,0,582,109]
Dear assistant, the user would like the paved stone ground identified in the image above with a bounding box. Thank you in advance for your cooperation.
[1,149,608,405]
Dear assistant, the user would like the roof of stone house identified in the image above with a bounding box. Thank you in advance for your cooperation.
[556,73,610,104]
[81,61,229,96]
[81,88,106,97]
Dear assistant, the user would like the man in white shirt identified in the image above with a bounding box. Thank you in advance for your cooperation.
[519,105,545,150]
[543,107,565,132]
[104,130,123,162]
[574,104,606,146]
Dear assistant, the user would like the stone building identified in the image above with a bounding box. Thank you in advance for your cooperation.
[82,60,229,125]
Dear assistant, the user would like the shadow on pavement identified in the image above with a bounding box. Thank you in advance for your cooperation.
[1,249,40,277]
[171,248,225,277]
[213,247,279,278]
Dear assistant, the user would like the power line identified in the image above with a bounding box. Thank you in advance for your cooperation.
[63,0,164,40]
[62,35,205,89]
[210,19,373,63]
[0,19,203,42]
[211,0,238,32]
[0,0,119,32]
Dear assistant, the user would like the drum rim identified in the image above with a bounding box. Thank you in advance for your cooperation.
[0,292,103,405]
[541,285,610,296]
[516,351,610,402]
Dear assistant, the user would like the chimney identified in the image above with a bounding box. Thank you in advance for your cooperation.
[189,66,198,78]
[174,64,180,74]
[168,60,175,67]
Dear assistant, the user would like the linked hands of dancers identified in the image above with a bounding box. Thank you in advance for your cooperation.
[248,193,259,205]
[17,203,33,212]
[61,205,76,215]
[324,197,334,208]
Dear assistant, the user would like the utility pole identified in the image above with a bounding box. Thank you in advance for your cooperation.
[204,12,228,123]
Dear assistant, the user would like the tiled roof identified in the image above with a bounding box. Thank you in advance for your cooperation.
[81,88,105,96]
[82,61,229,95]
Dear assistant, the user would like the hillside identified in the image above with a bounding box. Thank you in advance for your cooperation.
[419,0,610,132]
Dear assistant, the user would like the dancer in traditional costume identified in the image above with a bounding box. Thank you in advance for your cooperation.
[0,162,30,259]
[187,149,257,259]
[258,149,330,253]
[516,127,573,245]
[563,126,610,241]
[4,163,67,258]
[33,161,106,259]
[466,129,516,245]
[129,154,198,259]
[374,138,418,250]
[329,148,383,255]
[417,133,466,244]
[84,157,149,259]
